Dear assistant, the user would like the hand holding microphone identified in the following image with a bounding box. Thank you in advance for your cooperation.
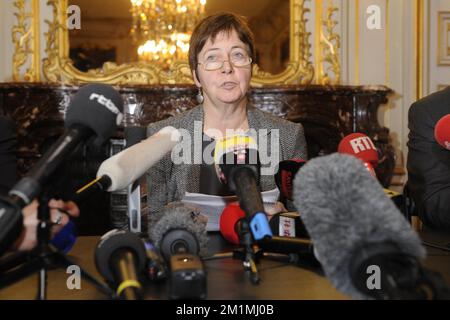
[12,199,79,252]
[0,83,123,256]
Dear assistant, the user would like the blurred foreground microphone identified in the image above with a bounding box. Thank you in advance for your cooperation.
[434,114,450,150]
[214,135,272,241]
[95,229,147,300]
[148,202,209,261]
[338,133,378,177]
[220,203,313,255]
[0,84,123,256]
[293,153,450,299]
[76,126,181,197]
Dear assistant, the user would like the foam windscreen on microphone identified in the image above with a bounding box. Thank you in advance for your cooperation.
[65,83,124,145]
[434,114,450,150]
[338,133,379,167]
[293,153,425,299]
[148,202,209,258]
[97,126,181,191]
[220,202,245,244]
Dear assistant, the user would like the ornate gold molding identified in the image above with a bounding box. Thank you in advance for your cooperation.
[41,0,315,85]
[12,0,40,82]
[320,0,340,85]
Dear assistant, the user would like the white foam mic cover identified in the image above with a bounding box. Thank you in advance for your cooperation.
[97,126,181,191]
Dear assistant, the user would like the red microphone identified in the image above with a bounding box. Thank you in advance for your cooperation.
[338,133,378,177]
[219,202,245,245]
[434,114,450,150]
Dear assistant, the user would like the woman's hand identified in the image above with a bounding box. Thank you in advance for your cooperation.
[13,199,80,252]
[264,201,287,221]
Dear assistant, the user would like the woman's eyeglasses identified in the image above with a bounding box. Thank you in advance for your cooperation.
[198,55,252,71]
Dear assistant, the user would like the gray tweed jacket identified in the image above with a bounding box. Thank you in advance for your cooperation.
[145,104,308,227]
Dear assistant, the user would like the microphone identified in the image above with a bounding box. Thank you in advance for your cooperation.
[148,202,208,299]
[338,133,378,176]
[434,114,450,150]
[76,126,181,195]
[9,84,123,208]
[268,211,309,238]
[148,202,209,261]
[214,135,272,241]
[219,202,314,255]
[274,159,306,202]
[338,134,407,215]
[125,126,147,233]
[292,153,450,299]
[0,84,123,256]
[141,238,168,282]
[95,229,147,300]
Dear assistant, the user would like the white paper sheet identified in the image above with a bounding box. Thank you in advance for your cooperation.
[181,188,280,231]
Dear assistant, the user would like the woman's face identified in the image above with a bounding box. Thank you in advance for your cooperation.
[193,29,252,107]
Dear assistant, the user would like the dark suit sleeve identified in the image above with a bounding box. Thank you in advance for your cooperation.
[0,116,18,196]
[406,100,450,230]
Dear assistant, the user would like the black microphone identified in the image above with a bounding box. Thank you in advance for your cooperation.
[148,202,209,261]
[9,83,123,207]
[95,229,147,300]
[0,84,123,256]
[274,159,306,205]
[293,153,450,300]
[216,144,272,241]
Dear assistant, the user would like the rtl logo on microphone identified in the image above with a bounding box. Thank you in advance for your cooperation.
[350,136,376,154]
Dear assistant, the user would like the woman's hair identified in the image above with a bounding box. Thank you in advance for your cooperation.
[188,12,255,72]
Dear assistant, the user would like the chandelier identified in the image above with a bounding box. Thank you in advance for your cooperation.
[130,0,206,69]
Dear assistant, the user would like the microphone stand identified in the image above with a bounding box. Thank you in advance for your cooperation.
[232,218,262,285]
[0,191,114,300]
